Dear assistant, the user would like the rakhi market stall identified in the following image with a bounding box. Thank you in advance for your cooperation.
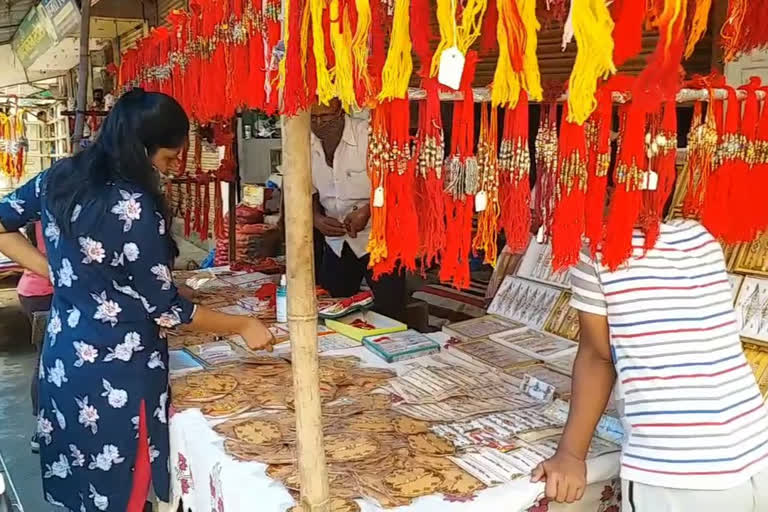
[115,0,768,511]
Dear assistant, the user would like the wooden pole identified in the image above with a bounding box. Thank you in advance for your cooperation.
[73,0,92,154]
[282,110,330,512]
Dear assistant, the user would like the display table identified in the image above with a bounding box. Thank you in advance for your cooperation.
[165,334,621,512]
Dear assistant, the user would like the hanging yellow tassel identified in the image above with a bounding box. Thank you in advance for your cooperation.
[330,0,358,110]
[300,0,312,72]
[352,0,372,100]
[310,0,335,104]
[684,0,711,58]
[378,0,413,100]
[567,0,616,125]
[492,0,542,107]
[519,0,542,102]
[429,0,455,78]
[457,0,488,54]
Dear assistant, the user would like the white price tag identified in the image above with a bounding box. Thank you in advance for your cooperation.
[536,225,545,244]
[639,170,658,191]
[373,186,385,207]
[520,374,556,402]
[438,46,465,90]
[475,190,488,212]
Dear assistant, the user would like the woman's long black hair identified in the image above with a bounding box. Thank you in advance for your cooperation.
[46,89,189,257]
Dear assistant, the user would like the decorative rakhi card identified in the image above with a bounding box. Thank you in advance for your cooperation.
[491,328,577,361]
[488,277,562,330]
[442,315,523,342]
[736,276,768,342]
[450,339,540,371]
[516,239,572,289]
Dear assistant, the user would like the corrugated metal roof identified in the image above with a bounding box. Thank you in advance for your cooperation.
[0,0,38,45]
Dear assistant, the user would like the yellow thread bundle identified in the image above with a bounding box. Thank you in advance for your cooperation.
[567,0,616,125]
[378,0,413,100]
[491,0,542,108]
[310,0,335,104]
[456,0,488,54]
[352,0,372,101]
[330,0,358,110]
[685,0,709,58]
[429,0,455,78]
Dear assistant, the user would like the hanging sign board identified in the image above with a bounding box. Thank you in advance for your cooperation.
[11,7,55,69]
[40,0,81,41]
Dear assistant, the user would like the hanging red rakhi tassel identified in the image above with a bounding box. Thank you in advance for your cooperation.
[473,103,501,265]
[415,78,446,268]
[632,0,687,113]
[229,0,250,108]
[602,102,647,270]
[730,79,761,241]
[410,0,435,76]
[367,0,388,98]
[245,2,267,111]
[721,0,768,62]
[551,104,589,270]
[583,86,613,256]
[640,100,677,250]
[478,0,498,56]
[533,94,560,242]
[612,0,646,67]
[367,103,391,268]
[499,91,531,253]
[702,86,740,241]
[187,1,204,121]
[282,0,312,116]
[373,99,419,278]
[754,87,768,233]
[168,10,190,113]
[440,52,478,289]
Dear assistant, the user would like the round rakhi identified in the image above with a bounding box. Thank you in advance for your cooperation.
[324,434,381,463]
[383,467,445,498]
[407,433,455,456]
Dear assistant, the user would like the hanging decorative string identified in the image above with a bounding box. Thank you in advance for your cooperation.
[551,104,589,270]
[498,91,531,253]
[681,95,718,219]
[379,0,413,100]
[414,78,446,268]
[367,103,391,267]
[583,87,613,256]
[755,86,768,232]
[473,103,501,265]
[729,79,761,242]
[721,0,768,62]
[685,0,712,58]
[567,0,616,124]
[492,0,542,108]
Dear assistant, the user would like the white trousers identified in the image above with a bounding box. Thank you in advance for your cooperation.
[621,470,768,512]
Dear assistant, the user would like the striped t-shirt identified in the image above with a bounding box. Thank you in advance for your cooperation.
[570,219,768,490]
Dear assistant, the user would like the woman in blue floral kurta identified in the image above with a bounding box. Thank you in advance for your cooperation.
[0,90,274,511]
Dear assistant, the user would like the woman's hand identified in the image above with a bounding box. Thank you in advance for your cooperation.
[239,317,277,351]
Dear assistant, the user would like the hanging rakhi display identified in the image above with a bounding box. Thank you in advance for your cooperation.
[440,52,478,289]
[755,88,768,232]
[551,104,588,270]
[213,123,237,239]
[721,0,768,62]
[583,87,613,256]
[430,0,487,88]
[602,103,648,270]
[498,91,531,253]
[533,98,559,243]
[282,0,315,115]
[681,95,718,219]
[329,0,359,109]
[472,103,500,265]
[611,0,645,68]
[367,103,391,267]
[566,0,616,124]
[229,0,250,109]
[702,86,747,242]
[167,10,191,113]
[640,101,677,250]
[0,108,26,181]
[685,0,712,59]
[491,0,542,108]
[728,80,761,242]
[414,79,446,267]
[632,0,688,112]
[372,99,420,277]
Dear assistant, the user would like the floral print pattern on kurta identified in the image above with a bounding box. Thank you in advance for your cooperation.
[0,171,195,511]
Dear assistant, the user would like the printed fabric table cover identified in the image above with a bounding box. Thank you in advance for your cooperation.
[165,334,621,512]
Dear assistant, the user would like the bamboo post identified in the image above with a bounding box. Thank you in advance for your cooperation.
[281,110,330,512]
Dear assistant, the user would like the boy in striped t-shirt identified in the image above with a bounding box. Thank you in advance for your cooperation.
[532,220,768,511]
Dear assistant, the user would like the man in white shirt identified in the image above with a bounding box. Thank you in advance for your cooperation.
[310,99,406,321]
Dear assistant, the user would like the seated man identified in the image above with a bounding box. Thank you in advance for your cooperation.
[310,100,406,322]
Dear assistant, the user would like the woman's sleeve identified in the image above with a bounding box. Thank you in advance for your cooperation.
[0,172,44,231]
[122,193,196,328]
